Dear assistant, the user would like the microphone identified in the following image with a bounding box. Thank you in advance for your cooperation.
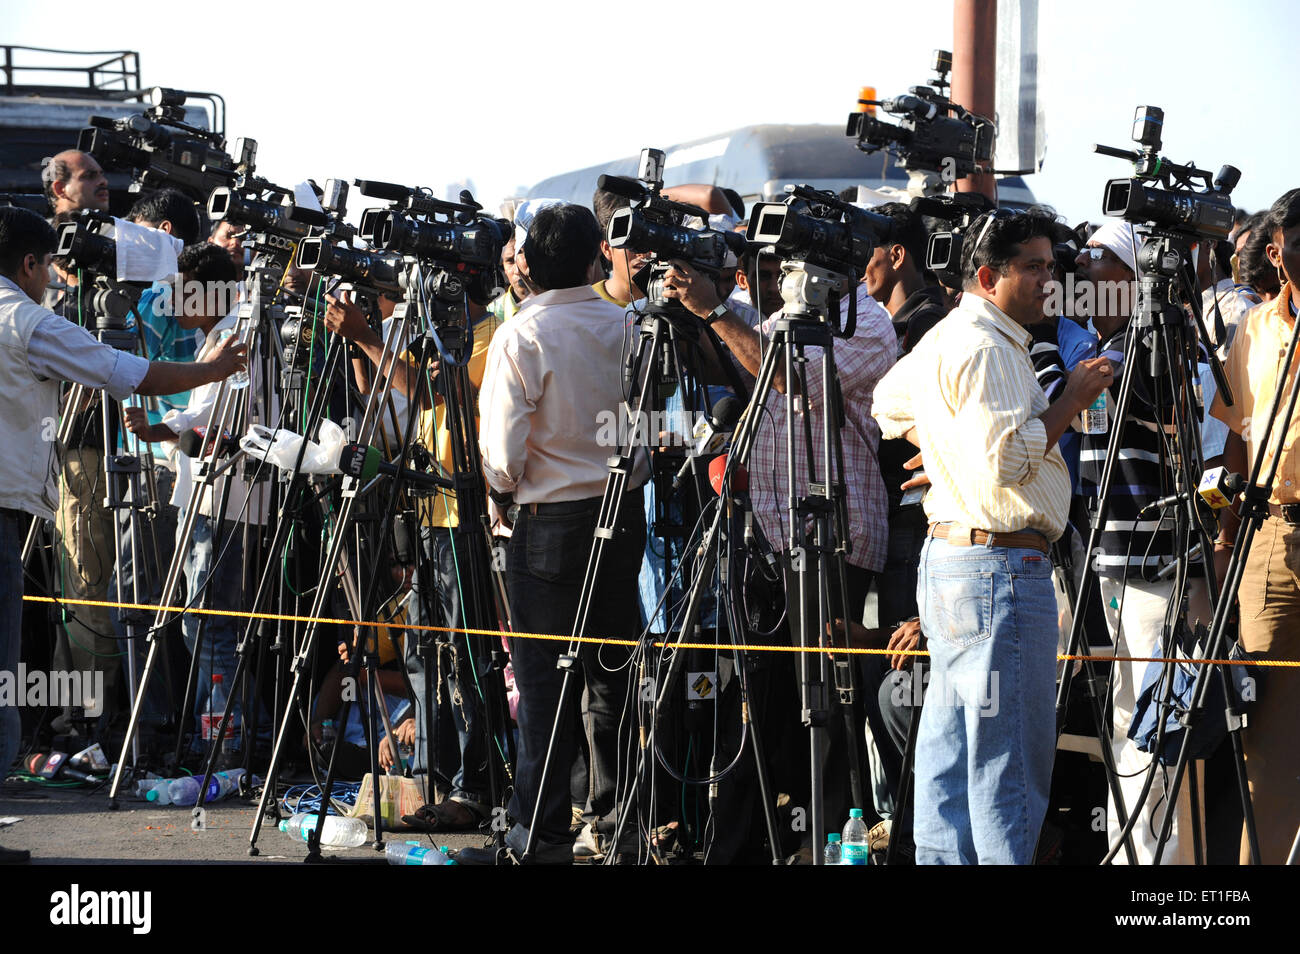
[338,443,453,492]
[672,397,742,490]
[708,454,776,567]
[881,94,938,120]
[1139,468,1245,517]
[177,425,239,459]
[708,453,748,496]
[596,174,646,201]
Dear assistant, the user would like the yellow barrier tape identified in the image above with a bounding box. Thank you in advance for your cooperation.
[22,594,1300,668]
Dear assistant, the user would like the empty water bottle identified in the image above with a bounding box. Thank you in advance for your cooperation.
[143,779,174,805]
[842,808,870,865]
[386,841,453,866]
[217,328,249,390]
[279,812,368,848]
[167,774,220,807]
[824,832,842,866]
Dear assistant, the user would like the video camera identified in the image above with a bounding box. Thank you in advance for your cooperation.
[207,179,325,242]
[1095,106,1239,242]
[915,192,997,288]
[354,180,509,306]
[79,87,256,203]
[602,148,746,278]
[847,51,995,181]
[52,211,144,339]
[746,184,890,328]
[748,184,888,282]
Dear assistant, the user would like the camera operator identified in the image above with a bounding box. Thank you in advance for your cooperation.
[661,254,898,851]
[209,220,245,271]
[1075,220,1224,865]
[124,241,269,763]
[729,247,780,326]
[871,209,1113,864]
[323,275,504,830]
[40,152,144,731]
[0,208,247,859]
[464,203,649,864]
[1209,188,1300,864]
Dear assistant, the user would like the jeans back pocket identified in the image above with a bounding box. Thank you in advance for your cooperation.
[926,568,993,648]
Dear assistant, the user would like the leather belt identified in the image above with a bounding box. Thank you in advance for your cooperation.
[1267,502,1300,525]
[928,522,1049,555]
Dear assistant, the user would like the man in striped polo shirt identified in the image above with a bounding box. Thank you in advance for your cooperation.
[1075,220,1223,865]
[873,209,1112,864]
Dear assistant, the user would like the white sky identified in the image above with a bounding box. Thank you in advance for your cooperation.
[5,0,1297,225]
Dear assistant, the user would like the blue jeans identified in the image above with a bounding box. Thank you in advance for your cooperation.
[0,510,24,781]
[404,526,490,805]
[506,489,645,849]
[913,535,1057,865]
[181,514,265,751]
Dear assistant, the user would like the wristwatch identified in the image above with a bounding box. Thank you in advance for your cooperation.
[706,303,729,325]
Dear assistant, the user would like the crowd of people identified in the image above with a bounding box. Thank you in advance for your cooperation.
[0,143,1297,866]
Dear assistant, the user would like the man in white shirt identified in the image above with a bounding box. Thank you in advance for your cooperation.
[470,204,650,864]
[0,208,246,863]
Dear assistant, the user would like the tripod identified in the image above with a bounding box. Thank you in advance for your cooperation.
[613,263,869,864]
[1054,228,1259,865]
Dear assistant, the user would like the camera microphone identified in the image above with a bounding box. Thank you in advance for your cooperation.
[880,94,938,120]
[337,443,453,492]
[596,174,646,201]
[1139,467,1244,517]
[671,397,742,490]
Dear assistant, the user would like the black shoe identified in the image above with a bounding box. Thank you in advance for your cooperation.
[453,845,515,866]
[0,845,31,864]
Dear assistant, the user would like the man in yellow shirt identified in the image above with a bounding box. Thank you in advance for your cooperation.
[873,209,1111,864]
[1209,189,1300,864]
[324,291,501,830]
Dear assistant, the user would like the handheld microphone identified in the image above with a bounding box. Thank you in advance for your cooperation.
[337,443,453,492]
[177,425,239,459]
[708,454,776,568]
[672,397,742,490]
[1138,467,1244,517]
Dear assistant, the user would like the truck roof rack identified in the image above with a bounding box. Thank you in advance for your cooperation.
[1,46,142,99]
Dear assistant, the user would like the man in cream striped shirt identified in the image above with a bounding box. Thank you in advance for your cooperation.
[873,209,1112,864]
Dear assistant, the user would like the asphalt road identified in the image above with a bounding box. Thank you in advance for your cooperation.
[0,780,483,865]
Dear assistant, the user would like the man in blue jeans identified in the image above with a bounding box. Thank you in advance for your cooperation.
[471,204,650,864]
[873,209,1112,864]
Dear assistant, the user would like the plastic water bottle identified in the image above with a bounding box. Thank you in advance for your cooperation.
[279,812,368,848]
[386,841,454,866]
[167,774,220,807]
[143,779,174,805]
[1082,392,1107,434]
[824,832,843,866]
[842,808,870,865]
[217,328,249,390]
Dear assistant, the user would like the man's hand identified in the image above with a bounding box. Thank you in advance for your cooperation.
[661,260,723,318]
[123,406,150,434]
[900,450,930,491]
[324,292,380,346]
[378,717,417,771]
[886,618,922,670]
[1061,355,1114,412]
[200,332,248,381]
